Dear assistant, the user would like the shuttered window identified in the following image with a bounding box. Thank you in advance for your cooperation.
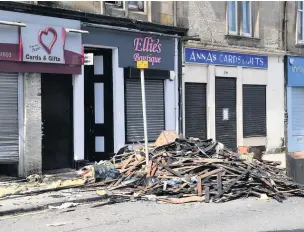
[185,83,207,139]
[125,79,165,143]
[243,85,266,137]
[291,87,304,134]
[0,73,19,163]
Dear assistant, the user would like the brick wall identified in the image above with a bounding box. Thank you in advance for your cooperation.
[23,73,42,176]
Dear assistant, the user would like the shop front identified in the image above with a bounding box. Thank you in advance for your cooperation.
[0,10,83,176]
[183,47,284,153]
[81,25,178,163]
[286,56,304,153]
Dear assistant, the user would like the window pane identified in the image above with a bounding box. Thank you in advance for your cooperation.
[299,1,303,10]
[129,1,137,6]
[229,1,236,32]
[299,11,303,41]
[243,1,251,34]
[129,1,144,11]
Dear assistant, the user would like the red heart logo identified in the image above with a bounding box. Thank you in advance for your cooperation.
[38,27,57,54]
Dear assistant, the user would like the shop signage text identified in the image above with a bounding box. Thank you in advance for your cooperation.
[21,24,83,65]
[184,48,268,69]
[287,56,304,87]
[133,37,162,66]
[22,25,64,64]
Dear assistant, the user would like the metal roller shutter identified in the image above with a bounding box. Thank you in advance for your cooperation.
[185,83,207,139]
[0,73,19,163]
[125,79,165,143]
[243,85,267,137]
[215,77,237,151]
[291,87,304,135]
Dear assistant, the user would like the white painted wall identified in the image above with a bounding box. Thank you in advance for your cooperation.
[266,56,284,151]
[165,77,176,131]
[183,55,284,152]
[73,66,84,160]
[112,48,125,152]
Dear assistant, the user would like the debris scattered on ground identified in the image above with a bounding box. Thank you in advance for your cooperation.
[26,174,43,183]
[1,131,303,207]
[90,136,304,204]
[48,202,81,210]
[46,221,74,227]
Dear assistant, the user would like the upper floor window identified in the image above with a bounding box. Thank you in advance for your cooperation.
[228,1,252,37]
[228,1,237,34]
[129,1,144,11]
[298,1,304,42]
[105,1,123,7]
[242,1,252,36]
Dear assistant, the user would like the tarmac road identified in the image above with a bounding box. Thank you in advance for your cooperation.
[1,197,304,232]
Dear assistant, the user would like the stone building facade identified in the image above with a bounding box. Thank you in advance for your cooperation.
[177,1,286,154]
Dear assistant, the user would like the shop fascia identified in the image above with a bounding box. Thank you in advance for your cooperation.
[0,20,86,73]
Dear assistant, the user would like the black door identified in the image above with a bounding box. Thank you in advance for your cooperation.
[215,77,237,151]
[41,74,73,170]
[185,82,207,139]
[84,48,113,161]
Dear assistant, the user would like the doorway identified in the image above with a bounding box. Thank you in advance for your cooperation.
[84,48,114,162]
[41,74,73,170]
[184,82,207,139]
[215,77,237,151]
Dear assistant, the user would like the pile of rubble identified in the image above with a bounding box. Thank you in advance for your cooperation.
[79,136,304,204]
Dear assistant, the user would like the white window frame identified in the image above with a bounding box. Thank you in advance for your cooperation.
[228,1,238,35]
[242,1,252,37]
[298,1,304,43]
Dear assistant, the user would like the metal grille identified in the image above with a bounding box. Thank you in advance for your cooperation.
[215,77,237,151]
[243,85,267,137]
[185,83,207,139]
[125,79,165,143]
[0,73,19,163]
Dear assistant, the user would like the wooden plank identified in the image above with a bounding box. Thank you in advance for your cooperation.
[205,184,210,203]
[197,176,202,197]
[217,172,222,193]
[213,167,251,200]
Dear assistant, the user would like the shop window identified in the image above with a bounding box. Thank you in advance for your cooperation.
[128,1,144,11]
[243,85,267,137]
[227,1,253,37]
[298,1,304,43]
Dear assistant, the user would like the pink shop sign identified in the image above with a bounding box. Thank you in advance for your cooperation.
[133,37,162,66]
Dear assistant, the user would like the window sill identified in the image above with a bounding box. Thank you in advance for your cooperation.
[225,34,261,41]
[295,42,304,48]
[128,8,146,15]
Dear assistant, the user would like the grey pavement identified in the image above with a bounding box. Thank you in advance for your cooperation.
[0,188,101,216]
[1,197,304,232]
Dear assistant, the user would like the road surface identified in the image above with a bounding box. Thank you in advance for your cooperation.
[1,197,304,232]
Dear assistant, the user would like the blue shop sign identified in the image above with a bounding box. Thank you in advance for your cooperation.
[287,56,304,87]
[184,48,268,69]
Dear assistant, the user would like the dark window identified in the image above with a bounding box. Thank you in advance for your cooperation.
[105,1,123,7]
[243,85,267,137]
[125,78,165,143]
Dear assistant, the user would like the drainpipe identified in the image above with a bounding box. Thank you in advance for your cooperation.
[283,1,288,153]
[283,1,287,52]
[178,39,183,135]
